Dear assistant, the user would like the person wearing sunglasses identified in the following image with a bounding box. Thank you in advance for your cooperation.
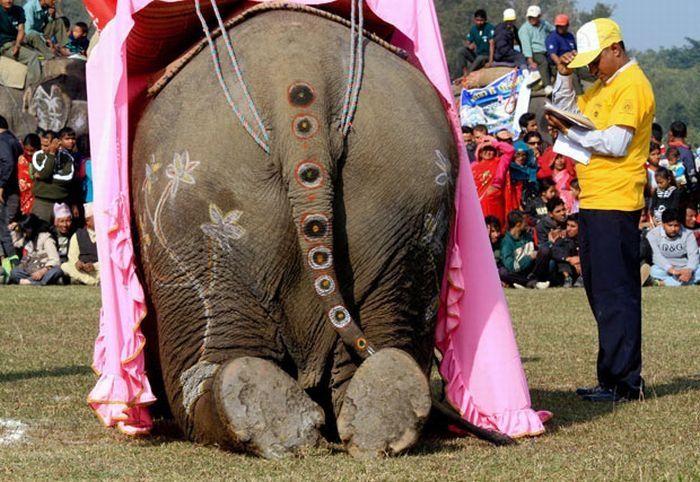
[546,19,655,403]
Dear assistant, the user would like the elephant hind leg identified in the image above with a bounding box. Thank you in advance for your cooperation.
[336,348,431,458]
[214,357,325,459]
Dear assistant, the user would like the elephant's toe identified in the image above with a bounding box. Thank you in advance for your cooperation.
[214,356,325,459]
[337,348,431,458]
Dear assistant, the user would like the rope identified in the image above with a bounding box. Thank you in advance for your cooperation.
[194,0,270,154]
[339,0,365,136]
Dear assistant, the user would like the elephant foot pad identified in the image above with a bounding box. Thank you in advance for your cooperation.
[214,357,325,459]
[337,348,431,458]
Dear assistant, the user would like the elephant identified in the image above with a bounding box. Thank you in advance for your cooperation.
[130,6,459,458]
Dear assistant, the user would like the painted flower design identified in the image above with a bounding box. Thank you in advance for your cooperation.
[200,204,246,249]
[434,150,451,186]
[165,150,200,200]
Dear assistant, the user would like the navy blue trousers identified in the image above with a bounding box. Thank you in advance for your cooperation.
[579,209,644,397]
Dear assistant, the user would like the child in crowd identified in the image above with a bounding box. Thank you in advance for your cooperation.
[569,179,580,214]
[647,208,700,286]
[61,203,99,285]
[552,214,582,287]
[665,147,687,187]
[683,204,700,245]
[650,167,681,226]
[472,137,515,228]
[510,140,539,210]
[525,178,557,221]
[58,22,90,57]
[17,133,40,217]
[498,210,551,289]
[8,215,63,286]
[485,215,503,267]
[550,154,575,212]
[646,141,661,193]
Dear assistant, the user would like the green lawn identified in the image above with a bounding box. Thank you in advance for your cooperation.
[1,286,699,480]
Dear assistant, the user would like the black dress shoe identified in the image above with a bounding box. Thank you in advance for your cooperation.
[582,388,628,402]
[575,385,605,397]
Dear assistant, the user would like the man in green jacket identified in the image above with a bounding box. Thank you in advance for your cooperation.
[518,5,554,95]
[31,132,76,224]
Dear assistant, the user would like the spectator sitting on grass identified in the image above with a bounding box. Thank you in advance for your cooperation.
[498,209,551,289]
[60,202,98,285]
[552,213,582,287]
[650,167,681,226]
[8,214,62,285]
[50,202,72,265]
[647,208,700,286]
[536,196,567,247]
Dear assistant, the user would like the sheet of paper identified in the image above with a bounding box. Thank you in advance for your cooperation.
[554,136,591,165]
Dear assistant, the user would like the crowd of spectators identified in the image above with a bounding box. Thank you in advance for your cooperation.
[458,5,700,289]
[1,0,90,84]
[0,115,96,286]
[455,5,592,95]
[467,113,700,289]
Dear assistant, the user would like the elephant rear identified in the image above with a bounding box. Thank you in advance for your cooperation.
[131,6,457,456]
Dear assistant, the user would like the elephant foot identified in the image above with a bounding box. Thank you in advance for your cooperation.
[336,348,431,458]
[214,356,325,459]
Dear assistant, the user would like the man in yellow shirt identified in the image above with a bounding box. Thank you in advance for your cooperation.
[547,18,654,402]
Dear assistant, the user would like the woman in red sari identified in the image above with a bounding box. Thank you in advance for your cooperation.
[17,134,40,216]
[471,136,515,229]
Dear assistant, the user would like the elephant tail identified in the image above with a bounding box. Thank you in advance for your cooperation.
[277,81,374,359]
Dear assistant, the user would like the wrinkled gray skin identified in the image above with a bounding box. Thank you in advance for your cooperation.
[131,9,457,456]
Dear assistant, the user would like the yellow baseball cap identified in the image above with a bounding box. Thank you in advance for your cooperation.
[568,18,623,69]
[503,8,516,22]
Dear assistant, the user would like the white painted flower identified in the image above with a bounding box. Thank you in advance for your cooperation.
[200,204,246,249]
[165,150,200,200]
[434,150,451,186]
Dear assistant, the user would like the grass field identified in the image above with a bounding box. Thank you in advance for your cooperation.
[1,286,699,480]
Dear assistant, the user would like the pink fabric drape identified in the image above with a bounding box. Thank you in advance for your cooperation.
[86,0,548,437]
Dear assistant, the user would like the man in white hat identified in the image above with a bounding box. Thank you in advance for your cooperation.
[61,202,99,285]
[518,5,554,95]
[546,18,655,403]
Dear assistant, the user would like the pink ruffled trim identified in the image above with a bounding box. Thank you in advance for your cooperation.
[436,242,547,438]
[88,196,156,435]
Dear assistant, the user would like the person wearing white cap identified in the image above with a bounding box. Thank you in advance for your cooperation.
[61,202,100,285]
[518,5,554,95]
[546,18,655,403]
[492,8,529,72]
[51,202,73,268]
